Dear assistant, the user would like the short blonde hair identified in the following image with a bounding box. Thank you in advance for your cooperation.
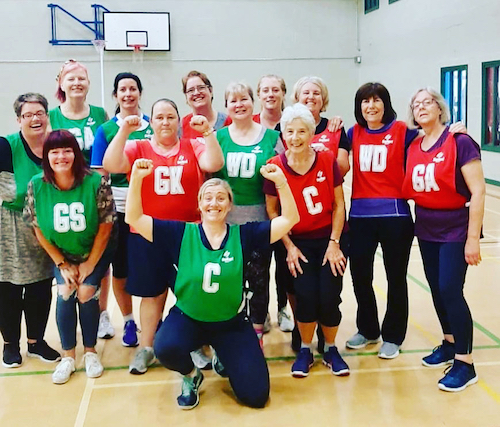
[224,82,254,107]
[291,76,329,112]
[198,178,234,204]
[407,87,450,129]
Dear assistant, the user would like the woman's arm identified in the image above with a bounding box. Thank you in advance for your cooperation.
[260,164,299,244]
[102,116,141,173]
[462,159,485,266]
[125,158,154,242]
[336,148,350,178]
[322,184,347,276]
[191,115,224,173]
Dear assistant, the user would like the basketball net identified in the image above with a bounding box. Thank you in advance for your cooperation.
[91,39,106,109]
[132,45,145,64]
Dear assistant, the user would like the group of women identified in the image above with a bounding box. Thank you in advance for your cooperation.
[0,58,485,409]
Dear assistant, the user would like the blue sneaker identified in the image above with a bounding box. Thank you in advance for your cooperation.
[122,320,139,347]
[438,359,478,392]
[422,340,455,367]
[323,346,350,376]
[291,348,314,378]
[177,369,204,409]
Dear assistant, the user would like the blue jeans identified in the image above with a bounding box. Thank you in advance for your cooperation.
[55,245,114,350]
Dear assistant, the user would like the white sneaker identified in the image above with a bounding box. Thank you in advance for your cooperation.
[52,357,76,384]
[278,307,294,332]
[190,347,212,370]
[84,352,104,378]
[98,310,115,339]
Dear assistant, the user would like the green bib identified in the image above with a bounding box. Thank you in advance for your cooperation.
[175,223,244,322]
[101,119,153,188]
[2,133,42,212]
[215,127,279,205]
[32,171,101,258]
[49,105,107,164]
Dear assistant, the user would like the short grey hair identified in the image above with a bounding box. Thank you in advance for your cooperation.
[198,178,234,204]
[291,76,329,112]
[13,93,48,117]
[407,87,450,129]
[280,103,316,135]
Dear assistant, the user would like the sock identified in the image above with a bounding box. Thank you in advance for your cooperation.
[324,341,335,353]
[300,342,313,350]
[123,314,134,323]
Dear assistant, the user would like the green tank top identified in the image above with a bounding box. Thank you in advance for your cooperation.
[175,223,244,322]
[49,105,107,164]
[215,127,279,205]
[31,171,102,258]
[101,119,153,188]
[2,133,42,212]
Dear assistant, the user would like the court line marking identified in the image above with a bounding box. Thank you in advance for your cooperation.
[74,378,95,427]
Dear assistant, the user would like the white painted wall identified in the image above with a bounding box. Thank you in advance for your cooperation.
[0,0,359,133]
[357,0,500,183]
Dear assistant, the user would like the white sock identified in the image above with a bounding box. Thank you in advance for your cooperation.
[123,314,134,323]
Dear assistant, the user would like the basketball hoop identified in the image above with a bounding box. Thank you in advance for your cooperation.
[131,44,145,64]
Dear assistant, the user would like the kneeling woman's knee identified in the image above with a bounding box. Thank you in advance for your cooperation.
[237,385,269,408]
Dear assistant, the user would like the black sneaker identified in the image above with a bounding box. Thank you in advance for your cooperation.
[422,340,455,367]
[27,340,61,363]
[2,343,22,368]
[438,359,478,392]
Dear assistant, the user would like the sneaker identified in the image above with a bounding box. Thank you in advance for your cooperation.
[212,351,228,378]
[438,359,478,392]
[27,340,61,362]
[291,348,314,378]
[129,347,155,375]
[345,333,380,350]
[177,369,204,410]
[84,352,103,378]
[98,310,115,339]
[2,343,22,368]
[378,342,400,359]
[422,340,455,367]
[323,346,350,376]
[52,357,76,384]
[278,307,294,332]
[191,348,213,370]
[291,326,301,353]
[122,320,139,347]
[263,313,272,334]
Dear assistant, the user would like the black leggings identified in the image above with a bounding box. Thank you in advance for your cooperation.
[349,216,414,345]
[0,278,53,344]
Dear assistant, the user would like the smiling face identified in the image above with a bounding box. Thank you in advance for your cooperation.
[298,82,323,118]
[284,118,313,154]
[361,96,385,129]
[18,102,48,140]
[226,89,254,121]
[412,90,440,127]
[258,77,284,112]
[116,78,141,112]
[60,67,89,101]
[199,184,232,223]
[48,147,75,176]
[185,76,212,110]
[151,101,179,140]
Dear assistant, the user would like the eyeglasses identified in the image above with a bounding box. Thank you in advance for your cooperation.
[412,98,435,110]
[185,84,209,95]
[21,111,47,120]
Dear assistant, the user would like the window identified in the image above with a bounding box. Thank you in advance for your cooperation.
[365,0,379,13]
[482,61,500,152]
[441,65,467,126]
[389,0,400,3]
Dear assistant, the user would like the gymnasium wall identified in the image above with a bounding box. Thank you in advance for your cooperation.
[356,0,500,183]
[0,0,359,134]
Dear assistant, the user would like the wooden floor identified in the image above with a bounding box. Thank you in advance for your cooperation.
[2,183,500,427]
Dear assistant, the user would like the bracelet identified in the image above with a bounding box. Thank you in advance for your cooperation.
[275,180,288,189]
[56,259,66,268]
[329,238,340,244]
[202,128,215,137]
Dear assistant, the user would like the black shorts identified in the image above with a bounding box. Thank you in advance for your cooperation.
[126,232,170,297]
[111,212,129,279]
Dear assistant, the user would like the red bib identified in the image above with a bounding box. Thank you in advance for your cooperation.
[403,133,467,209]
[351,122,406,199]
[269,151,337,236]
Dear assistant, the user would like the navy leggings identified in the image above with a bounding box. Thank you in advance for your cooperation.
[418,239,472,354]
[154,306,269,408]
[349,216,413,345]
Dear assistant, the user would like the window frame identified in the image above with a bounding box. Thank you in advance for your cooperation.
[481,60,500,153]
[440,64,468,127]
[365,0,379,14]
[388,0,400,4]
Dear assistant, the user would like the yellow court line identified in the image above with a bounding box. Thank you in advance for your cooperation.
[74,378,96,427]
